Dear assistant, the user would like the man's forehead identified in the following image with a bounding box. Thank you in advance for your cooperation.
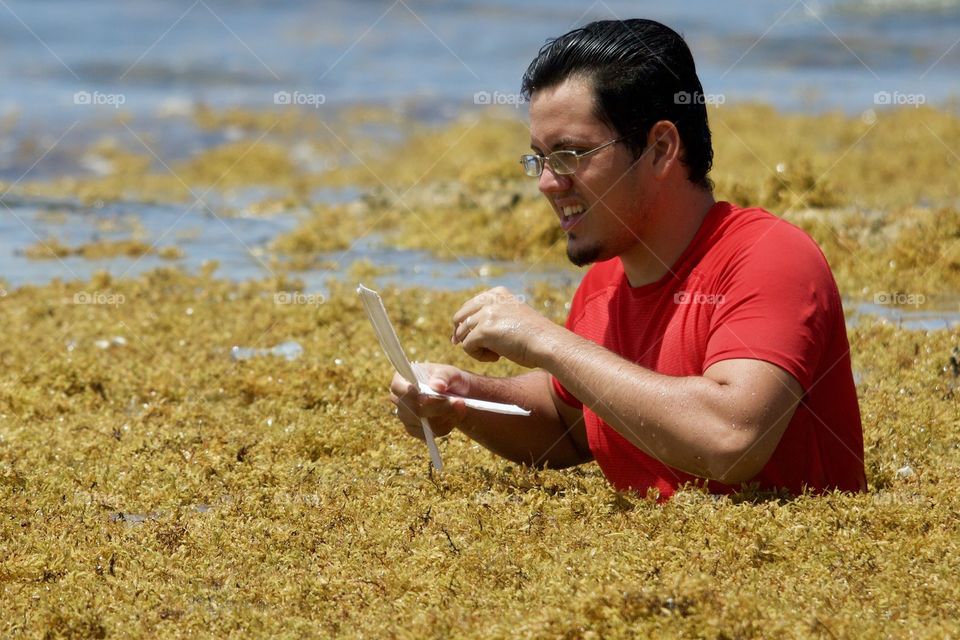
[529,78,609,148]
[530,78,594,118]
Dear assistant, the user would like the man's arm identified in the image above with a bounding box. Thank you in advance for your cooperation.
[542,344,801,483]
[452,288,802,484]
[390,366,592,469]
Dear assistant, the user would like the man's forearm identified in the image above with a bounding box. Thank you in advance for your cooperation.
[535,331,748,481]
[455,370,587,469]
[446,287,796,481]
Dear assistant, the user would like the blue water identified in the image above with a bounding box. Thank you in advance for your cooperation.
[0,193,581,295]
[1,0,958,177]
[1,0,959,326]
[1,0,957,120]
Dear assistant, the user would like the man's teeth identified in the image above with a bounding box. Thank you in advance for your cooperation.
[561,205,585,218]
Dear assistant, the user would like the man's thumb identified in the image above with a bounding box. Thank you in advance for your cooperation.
[429,369,468,395]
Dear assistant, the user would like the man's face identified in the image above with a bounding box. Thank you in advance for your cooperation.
[529,76,650,267]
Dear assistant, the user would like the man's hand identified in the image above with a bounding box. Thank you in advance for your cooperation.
[451,286,558,367]
[389,363,469,440]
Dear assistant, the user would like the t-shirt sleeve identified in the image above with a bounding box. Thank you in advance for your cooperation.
[703,224,838,392]
[552,371,583,409]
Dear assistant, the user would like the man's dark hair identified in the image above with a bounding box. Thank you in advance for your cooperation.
[521,19,714,189]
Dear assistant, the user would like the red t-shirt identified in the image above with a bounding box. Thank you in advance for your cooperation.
[552,201,866,500]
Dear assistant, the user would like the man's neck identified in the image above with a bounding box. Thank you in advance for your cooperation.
[620,187,716,288]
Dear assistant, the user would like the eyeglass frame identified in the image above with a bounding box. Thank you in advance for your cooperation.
[519,133,637,178]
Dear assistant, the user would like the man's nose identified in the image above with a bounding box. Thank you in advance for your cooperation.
[538,164,573,194]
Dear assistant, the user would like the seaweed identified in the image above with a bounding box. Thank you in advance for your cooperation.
[1,269,958,637]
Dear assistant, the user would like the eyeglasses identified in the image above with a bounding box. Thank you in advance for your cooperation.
[519,135,630,178]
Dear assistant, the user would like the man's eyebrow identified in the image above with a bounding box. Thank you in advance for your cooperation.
[550,137,581,150]
[530,137,583,154]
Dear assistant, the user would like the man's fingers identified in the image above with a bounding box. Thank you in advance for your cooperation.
[389,373,416,397]
[452,312,479,345]
[463,340,501,362]
[388,363,468,441]
[394,390,463,421]
[395,399,422,432]
[396,400,458,440]
[452,287,504,319]
[452,294,485,325]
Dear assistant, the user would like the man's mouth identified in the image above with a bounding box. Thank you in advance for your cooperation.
[559,203,586,232]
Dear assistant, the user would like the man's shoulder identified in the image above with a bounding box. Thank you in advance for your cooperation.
[710,202,831,273]
[705,203,842,318]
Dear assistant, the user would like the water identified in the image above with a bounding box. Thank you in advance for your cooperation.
[0,195,302,287]
[2,0,959,327]
[0,193,581,293]
[1,0,958,122]
[847,299,960,330]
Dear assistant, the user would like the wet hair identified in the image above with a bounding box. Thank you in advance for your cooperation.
[521,19,714,189]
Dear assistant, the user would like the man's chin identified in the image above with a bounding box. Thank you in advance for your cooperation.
[566,241,602,267]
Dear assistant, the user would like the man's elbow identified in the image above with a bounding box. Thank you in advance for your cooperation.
[529,448,593,470]
[705,430,773,485]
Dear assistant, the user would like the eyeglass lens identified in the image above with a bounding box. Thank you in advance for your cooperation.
[520,151,580,177]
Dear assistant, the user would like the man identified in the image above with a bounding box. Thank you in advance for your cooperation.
[390,19,866,500]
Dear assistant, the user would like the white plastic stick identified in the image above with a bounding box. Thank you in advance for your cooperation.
[419,417,444,472]
[357,284,531,471]
[357,284,444,471]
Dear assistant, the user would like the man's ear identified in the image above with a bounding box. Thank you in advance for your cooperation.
[646,120,681,180]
